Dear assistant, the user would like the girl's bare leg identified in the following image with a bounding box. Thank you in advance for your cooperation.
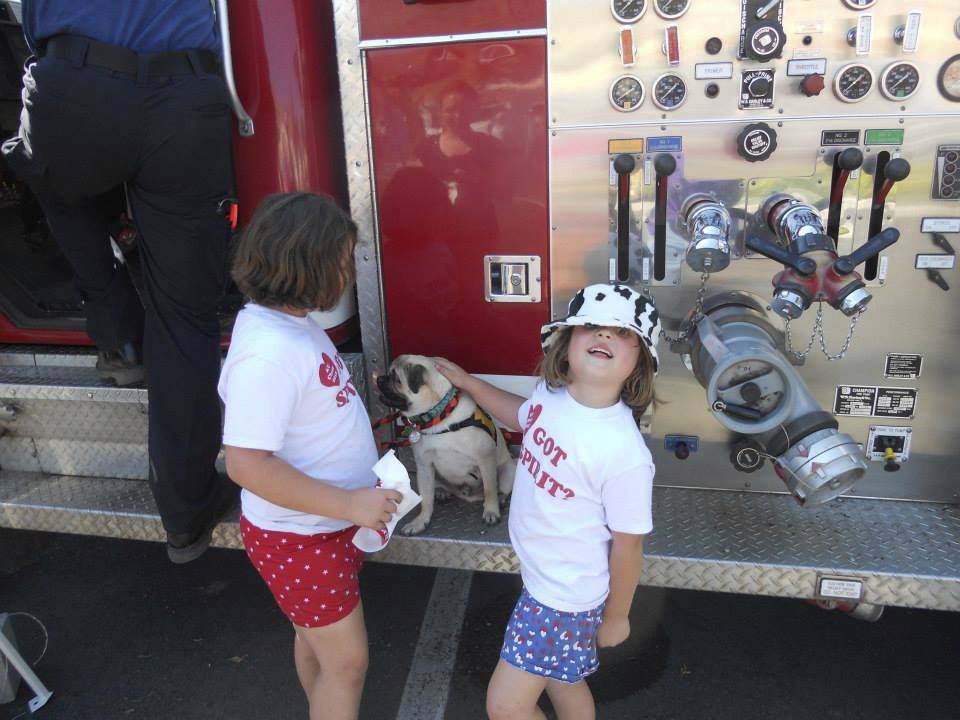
[297,602,369,720]
[486,659,549,720]
[545,678,596,720]
[293,628,321,697]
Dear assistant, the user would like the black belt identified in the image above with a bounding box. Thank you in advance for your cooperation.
[41,35,220,78]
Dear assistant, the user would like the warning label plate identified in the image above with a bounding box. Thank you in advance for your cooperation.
[834,385,917,418]
[834,386,876,416]
[884,353,922,379]
[875,388,917,418]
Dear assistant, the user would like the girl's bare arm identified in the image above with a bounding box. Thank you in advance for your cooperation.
[224,446,402,530]
[434,357,526,431]
[598,532,645,648]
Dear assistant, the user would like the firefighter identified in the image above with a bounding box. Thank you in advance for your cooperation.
[2,0,237,562]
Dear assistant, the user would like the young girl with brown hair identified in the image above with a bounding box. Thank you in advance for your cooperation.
[435,283,661,720]
[218,192,402,720]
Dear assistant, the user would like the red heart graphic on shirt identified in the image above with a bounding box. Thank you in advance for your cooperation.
[524,404,542,433]
[318,353,341,387]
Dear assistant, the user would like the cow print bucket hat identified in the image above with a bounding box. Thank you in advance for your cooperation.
[540,284,662,374]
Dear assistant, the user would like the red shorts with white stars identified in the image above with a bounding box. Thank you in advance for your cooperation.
[240,514,364,629]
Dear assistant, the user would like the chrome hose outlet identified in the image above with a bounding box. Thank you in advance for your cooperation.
[680,194,732,273]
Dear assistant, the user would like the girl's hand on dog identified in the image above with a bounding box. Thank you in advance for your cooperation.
[433,357,471,389]
[346,487,403,531]
[597,615,630,648]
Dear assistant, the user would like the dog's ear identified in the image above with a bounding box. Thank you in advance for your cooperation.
[406,364,427,394]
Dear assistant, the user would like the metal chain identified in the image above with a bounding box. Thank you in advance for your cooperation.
[784,306,818,361]
[784,301,865,361]
[819,306,864,361]
[662,272,710,343]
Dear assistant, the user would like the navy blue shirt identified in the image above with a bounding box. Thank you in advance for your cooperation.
[22,0,220,55]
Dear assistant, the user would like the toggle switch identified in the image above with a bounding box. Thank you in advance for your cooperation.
[619,26,637,67]
[847,14,873,55]
[664,25,680,66]
[894,11,922,53]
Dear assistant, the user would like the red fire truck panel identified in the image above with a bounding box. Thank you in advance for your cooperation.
[229,0,347,225]
[358,0,545,41]
[366,39,549,374]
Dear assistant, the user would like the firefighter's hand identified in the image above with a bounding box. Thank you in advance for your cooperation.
[346,488,403,531]
[434,357,471,389]
[597,615,630,648]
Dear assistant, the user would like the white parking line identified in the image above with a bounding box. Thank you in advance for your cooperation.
[396,568,474,720]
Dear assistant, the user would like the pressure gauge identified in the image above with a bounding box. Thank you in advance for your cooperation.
[842,0,877,9]
[609,74,645,111]
[939,54,960,102]
[880,62,920,101]
[834,63,874,103]
[652,73,688,110]
[611,0,647,23]
[654,0,690,20]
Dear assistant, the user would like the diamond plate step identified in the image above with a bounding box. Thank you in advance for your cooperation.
[1,470,957,611]
[0,344,99,368]
[0,354,367,479]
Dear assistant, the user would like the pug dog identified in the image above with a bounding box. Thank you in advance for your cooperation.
[376,354,515,535]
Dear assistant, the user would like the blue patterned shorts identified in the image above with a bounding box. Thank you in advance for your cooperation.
[499,588,604,684]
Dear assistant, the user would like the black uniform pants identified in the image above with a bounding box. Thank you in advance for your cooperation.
[3,47,233,536]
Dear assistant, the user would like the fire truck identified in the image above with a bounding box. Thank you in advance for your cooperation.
[0,0,958,616]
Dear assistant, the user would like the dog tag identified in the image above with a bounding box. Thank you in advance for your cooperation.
[408,430,422,443]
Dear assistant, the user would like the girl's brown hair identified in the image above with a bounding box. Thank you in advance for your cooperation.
[231,193,357,312]
[536,326,657,425]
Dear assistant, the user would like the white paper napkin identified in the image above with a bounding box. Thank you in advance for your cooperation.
[353,450,422,552]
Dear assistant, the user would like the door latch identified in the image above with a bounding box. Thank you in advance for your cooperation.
[484,256,541,303]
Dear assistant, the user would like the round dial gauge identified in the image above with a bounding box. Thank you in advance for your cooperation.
[938,54,960,102]
[842,0,877,9]
[652,73,688,110]
[609,75,645,111]
[654,0,690,20]
[834,63,874,103]
[880,62,920,100]
[611,0,647,23]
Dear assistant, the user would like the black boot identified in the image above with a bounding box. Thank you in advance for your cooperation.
[166,479,240,564]
[96,341,145,386]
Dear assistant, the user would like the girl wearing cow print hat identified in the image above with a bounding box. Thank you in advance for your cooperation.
[435,283,660,719]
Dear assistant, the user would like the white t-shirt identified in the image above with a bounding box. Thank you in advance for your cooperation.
[218,303,378,535]
[510,382,654,612]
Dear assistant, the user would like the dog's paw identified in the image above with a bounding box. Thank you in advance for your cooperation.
[400,515,430,536]
[434,487,452,503]
[498,492,511,508]
[482,506,502,525]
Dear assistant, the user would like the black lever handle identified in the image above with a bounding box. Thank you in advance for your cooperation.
[652,154,676,281]
[932,233,956,255]
[838,147,864,171]
[654,153,676,177]
[884,158,911,182]
[875,158,911,207]
[715,401,764,420]
[746,235,817,275]
[613,153,636,176]
[834,227,900,275]
[614,154,636,282]
[927,269,950,291]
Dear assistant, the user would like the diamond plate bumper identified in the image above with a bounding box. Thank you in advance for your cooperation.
[0,470,956,611]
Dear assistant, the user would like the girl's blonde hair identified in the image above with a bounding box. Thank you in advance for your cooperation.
[231,192,357,312]
[536,326,657,425]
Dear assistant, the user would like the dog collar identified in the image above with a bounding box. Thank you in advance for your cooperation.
[404,387,460,430]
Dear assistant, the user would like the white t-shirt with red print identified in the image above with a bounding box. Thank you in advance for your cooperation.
[509,382,655,612]
[218,303,378,535]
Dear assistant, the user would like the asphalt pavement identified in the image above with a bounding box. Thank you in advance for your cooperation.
[1,529,958,720]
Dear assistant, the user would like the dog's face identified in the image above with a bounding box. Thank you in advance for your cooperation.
[376,355,453,416]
